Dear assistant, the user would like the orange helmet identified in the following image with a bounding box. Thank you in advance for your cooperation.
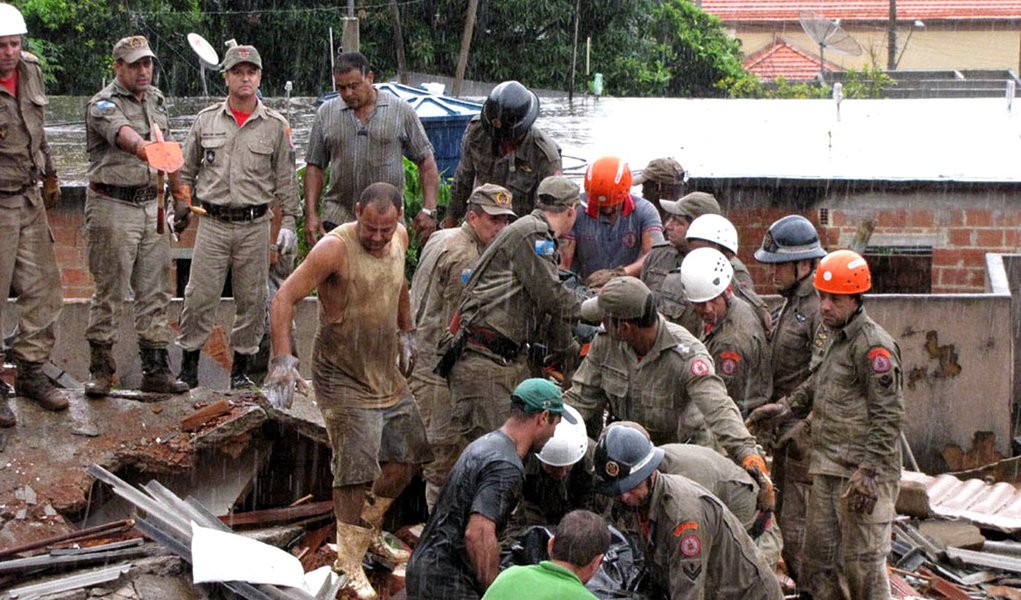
[585,156,633,217]
[814,249,871,294]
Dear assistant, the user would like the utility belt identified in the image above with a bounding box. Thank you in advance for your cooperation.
[200,201,269,222]
[466,326,521,361]
[89,182,157,204]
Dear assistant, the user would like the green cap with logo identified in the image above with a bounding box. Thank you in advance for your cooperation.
[661,191,721,219]
[581,276,653,322]
[511,378,577,423]
[469,183,517,218]
[222,45,262,71]
[113,36,156,64]
[536,175,580,208]
[634,158,685,186]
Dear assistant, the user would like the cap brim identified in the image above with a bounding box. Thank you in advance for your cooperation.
[596,447,664,496]
[556,408,578,424]
[659,199,684,216]
[580,297,604,322]
[632,173,648,185]
[478,205,517,219]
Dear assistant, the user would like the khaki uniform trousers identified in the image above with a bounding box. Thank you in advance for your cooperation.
[0,189,61,363]
[409,369,462,510]
[448,348,529,452]
[177,214,269,355]
[84,190,172,347]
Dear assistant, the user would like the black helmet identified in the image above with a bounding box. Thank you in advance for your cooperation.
[594,426,664,496]
[481,81,539,144]
[754,215,827,264]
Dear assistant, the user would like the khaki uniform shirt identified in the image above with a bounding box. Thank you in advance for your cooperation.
[305,90,433,225]
[731,256,772,335]
[788,309,904,481]
[640,242,682,292]
[566,315,759,463]
[181,99,299,231]
[0,53,52,199]
[769,275,821,400]
[701,295,772,417]
[449,119,561,221]
[411,222,485,379]
[86,80,170,187]
[659,443,759,530]
[457,210,580,351]
[640,473,782,600]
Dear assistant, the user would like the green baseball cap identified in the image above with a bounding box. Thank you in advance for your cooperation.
[512,378,577,423]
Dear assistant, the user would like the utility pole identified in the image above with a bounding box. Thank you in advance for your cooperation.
[452,0,479,97]
[887,0,897,70]
[390,0,407,84]
[569,0,581,103]
[342,0,359,53]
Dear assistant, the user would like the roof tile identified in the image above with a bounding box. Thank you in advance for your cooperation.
[701,1,1021,22]
[744,38,842,81]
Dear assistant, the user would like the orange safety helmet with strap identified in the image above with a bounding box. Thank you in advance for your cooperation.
[814,249,872,294]
[584,156,634,218]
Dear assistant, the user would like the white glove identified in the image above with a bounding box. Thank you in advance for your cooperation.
[398,330,418,378]
[262,354,310,409]
[276,228,297,256]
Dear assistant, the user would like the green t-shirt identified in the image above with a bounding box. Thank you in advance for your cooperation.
[482,561,597,600]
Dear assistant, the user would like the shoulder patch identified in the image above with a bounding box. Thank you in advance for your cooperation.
[673,521,699,536]
[868,347,892,374]
[534,239,555,257]
[95,99,116,112]
[719,351,741,376]
[690,358,711,377]
[20,51,39,64]
[679,534,702,558]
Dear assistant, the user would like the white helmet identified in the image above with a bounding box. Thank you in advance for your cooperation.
[537,405,588,467]
[680,247,734,303]
[0,3,27,37]
[686,213,738,254]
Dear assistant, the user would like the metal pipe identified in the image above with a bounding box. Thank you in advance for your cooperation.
[0,518,134,560]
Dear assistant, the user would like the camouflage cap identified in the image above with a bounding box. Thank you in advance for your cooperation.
[634,158,685,186]
[536,175,580,207]
[222,45,262,71]
[661,191,721,219]
[581,276,653,322]
[113,36,156,64]
[468,183,517,218]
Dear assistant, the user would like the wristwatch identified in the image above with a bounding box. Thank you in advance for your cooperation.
[419,207,436,219]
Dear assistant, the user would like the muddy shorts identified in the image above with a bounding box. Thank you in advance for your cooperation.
[320,394,433,488]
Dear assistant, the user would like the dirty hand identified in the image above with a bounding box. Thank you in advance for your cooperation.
[842,467,879,515]
[548,340,581,380]
[399,329,418,378]
[584,267,626,290]
[304,214,324,247]
[262,354,310,410]
[745,399,793,438]
[742,454,775,512]
[412,210,439,245]
[169,185,192,233]
[277,228,297,256]
[440,215,458,229]
[134,139,154,162]
[776,415,812,460]
[42,173,61,208]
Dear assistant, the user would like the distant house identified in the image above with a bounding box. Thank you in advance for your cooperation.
[699,0,1021,73]
[743,37,842,81]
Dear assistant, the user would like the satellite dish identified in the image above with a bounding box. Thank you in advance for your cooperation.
[187,33,219,69]
[799,10,863,79]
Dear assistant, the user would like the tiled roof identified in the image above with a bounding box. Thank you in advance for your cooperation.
[743,38,843,81]
[901,470,1021,533]
[700,1,1021,22]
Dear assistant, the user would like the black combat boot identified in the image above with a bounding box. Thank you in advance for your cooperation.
[84,342,115,397]
[14,360,68,411]
[140,347,189,394]
[178,349,200,390]
[230,352,255,390]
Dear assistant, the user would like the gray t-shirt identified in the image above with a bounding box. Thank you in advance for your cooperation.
[566,194,664,278]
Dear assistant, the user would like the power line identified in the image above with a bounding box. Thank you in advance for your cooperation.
[126,0,427,18]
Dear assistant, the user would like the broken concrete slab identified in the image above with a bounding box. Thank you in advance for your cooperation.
[918,520,986,551]
[191,405,267,450]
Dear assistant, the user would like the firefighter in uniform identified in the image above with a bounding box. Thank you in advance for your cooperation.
[748,250,903,600]
[0,3,65,425]
[83,35,189,397]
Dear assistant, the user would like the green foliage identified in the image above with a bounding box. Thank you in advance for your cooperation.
[723,66,895,99]
[842,66,896,99]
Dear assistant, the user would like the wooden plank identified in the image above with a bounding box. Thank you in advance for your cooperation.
[181,399,231,432]
[219,501,334,528]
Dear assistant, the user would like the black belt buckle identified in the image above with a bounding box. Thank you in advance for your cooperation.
[132,186,157,204]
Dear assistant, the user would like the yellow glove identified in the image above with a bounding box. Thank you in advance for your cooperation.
[42,174,61,208]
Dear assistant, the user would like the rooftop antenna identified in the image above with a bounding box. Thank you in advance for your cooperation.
[187,33,220,96]
[799,10,863,82]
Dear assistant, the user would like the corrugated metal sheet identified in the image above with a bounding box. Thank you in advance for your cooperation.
[744,38,843,81]
[701,1,1021,22]
[902,470,1021,532]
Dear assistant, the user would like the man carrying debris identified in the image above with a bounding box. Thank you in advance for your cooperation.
[83,35,190,398]
[176,45,300,390]
[752,214,827,584]
[593,425,783,599]
[446,80,561,224]
[0,3,66,425]
[406,378,571,599]
[303,51,439,244]
[441,175,582,462]
[483,510,610,600]
[268,183,430,600]
[748,250,903,599]
[410,183,516,511]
